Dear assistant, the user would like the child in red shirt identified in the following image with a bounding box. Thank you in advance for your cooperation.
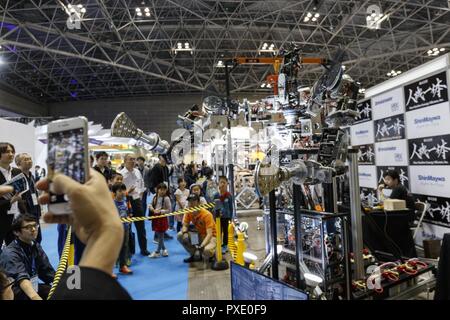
[148,183,172,258]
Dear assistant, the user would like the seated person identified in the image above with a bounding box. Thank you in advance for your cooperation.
[0,214,55,300]
[378,170,415,211]
[177,194,216,263]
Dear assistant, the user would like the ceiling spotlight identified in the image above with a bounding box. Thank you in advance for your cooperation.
[304,17,310,22]
[145,12,150,16]
[312,17,317,22]
[77,4,83,8]
[137,11,142,16]
[136,7,141,12]
[80,7,86,13]
[359,88,366,93]
[68,4,72,8]
[259,42,277,55]
[261,83,266,88]
[307,12,312,18]
[144,7,150,12]
[174,41,193,54]
[387,70,401,77]
[427,47,446,56]
[216,60,224,68]
[314,13,320,18]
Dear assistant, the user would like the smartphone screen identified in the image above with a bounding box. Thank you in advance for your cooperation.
[47,126,87,214]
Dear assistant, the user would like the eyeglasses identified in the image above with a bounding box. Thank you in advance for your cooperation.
[21,224,39,231]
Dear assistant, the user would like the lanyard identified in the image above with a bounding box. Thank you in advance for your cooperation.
[16,240,37,276]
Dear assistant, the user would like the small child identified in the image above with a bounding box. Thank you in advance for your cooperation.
[174,177,190,232]
[111,172,123,185]
[112,182,133,274]
[202,168,218,203]
[213,176,234,249]
[190,183,207,205]
[148,183,172,258]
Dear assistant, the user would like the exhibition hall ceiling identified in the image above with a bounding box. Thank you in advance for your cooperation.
[0,0,449,103]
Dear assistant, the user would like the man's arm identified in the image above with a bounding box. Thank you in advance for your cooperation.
[181,214,191,233]
[200,228,213,249]
[19,279,41,300]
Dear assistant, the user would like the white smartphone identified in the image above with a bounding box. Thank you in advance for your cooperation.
[47,117,89,214]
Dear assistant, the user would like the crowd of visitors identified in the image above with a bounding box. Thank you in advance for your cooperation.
[0,141,235,300]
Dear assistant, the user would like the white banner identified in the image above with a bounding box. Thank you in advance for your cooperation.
[410,166,450,198]
[372,87,405,120]
[358,165,378,189]
[405,102,450,139]
[374,139,409,166]
[350,121,374,146]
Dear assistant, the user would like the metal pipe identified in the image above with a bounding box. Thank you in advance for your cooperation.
[343,216,352,300]
[293,184,303,289]
[348,149,365,280]
[332,176,338,213]
[269,190,279,280]
[225,60,237,217]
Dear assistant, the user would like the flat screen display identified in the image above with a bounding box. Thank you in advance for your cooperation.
[231,262,308,300]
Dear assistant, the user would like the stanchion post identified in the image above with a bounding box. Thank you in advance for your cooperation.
[236,232,245,265]
[211,216,229,271]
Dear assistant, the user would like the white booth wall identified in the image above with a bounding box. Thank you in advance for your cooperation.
[350,53,450,244]
[0,118,47,169]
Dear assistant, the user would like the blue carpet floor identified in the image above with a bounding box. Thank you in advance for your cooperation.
[41,194,190,300]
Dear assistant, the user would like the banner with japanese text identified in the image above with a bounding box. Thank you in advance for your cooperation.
[352,69,450,231]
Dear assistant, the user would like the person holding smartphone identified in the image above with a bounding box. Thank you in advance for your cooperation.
[1,170,132,300]
[35,170,132,299]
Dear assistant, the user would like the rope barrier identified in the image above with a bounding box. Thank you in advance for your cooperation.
[120,202,215,223]
[46,202,216,298]
[47,226,72,300]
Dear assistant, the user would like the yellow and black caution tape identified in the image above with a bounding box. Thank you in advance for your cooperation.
[120,202,215,223]
[47,226,72,300]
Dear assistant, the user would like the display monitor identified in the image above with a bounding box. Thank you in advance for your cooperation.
[230,262,308,300]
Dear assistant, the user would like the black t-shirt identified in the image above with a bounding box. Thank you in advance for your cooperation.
[390,184,415,210]
[93,165,112,182]
[51,266,132,300]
